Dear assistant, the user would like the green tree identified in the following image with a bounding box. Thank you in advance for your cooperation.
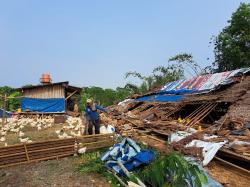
[125,55,200,94]
[0,86,21,111]
[8,91,21,111]
[115,87,132,99]
[125,64,184,94]
[214,3,250,71]
[125,72,156,94]
[79,86,132,110]
[124,83,141,94]
[168,53,202,76]
[152,64,184,86]
[136,152,207,187]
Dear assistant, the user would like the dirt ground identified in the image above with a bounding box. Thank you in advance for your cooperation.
[206,160,250,187]
[0,156,110,187]
[0,124,62,147]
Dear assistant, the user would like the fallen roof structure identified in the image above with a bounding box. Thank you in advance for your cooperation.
[105,67,250,176]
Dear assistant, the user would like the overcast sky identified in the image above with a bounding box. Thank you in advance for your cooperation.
[0,0,248,89]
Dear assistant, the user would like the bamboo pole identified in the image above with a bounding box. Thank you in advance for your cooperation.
[117,160,146,187]
[28,144,75,154]
[165,103,185,118]
[1,94,6,127]
[0,151,26,158]
[189,103,218,127]
[65,90,78,100]
[24,144,30,162]
[214,157,250,175]
[186,103,214,126]
[108,171,128,187]
[185,103,211,123]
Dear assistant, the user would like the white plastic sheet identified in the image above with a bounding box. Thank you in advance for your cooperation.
[100,124,115,134]
[169,130,227,166]
[118,99,134,107]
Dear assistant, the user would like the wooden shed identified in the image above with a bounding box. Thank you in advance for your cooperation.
[17,82,82,113]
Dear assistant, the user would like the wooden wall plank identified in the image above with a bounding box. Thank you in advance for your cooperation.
[23,85,65,99]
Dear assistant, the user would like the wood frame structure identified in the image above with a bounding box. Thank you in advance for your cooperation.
[16,81,82,114]
[0,133,115,168]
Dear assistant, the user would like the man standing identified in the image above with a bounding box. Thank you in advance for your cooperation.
[85,99,108,135]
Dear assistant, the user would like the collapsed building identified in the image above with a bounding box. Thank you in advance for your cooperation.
[106,67,250,172]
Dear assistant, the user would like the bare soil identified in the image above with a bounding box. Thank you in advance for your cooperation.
[0,156,110,187]
[206,160,250,187]
[0,123,83,147]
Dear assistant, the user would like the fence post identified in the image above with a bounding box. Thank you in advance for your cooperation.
[2,94,7,126]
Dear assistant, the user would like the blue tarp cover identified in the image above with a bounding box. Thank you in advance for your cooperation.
[158,88,201,95]
[101,137,155,175]
[136,94,184,102]
[21,97,65,112]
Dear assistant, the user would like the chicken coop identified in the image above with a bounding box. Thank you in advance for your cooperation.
[16,74,82,115]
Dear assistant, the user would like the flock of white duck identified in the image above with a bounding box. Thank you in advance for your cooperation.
[0,116,83,146]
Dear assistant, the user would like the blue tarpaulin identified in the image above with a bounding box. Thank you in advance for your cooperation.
[136,94,184,102]
[101,137,155,175]
[158,88,201,95]
[21,97,65,113]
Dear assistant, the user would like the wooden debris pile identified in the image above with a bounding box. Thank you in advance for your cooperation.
[102,75,250,161]
[171,132,204,159]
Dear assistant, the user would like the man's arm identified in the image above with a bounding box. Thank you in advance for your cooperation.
[96,105,108,113]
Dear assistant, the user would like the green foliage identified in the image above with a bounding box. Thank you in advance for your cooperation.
[78,89,92,112]
[78,86,131,109]
[136,152,208,187]
[0,86,21,111]
[124,83,140,94]
[8,91,21,111]
[152,64,184,87]
[22,84,33,88]
[125,54,203,94]
[77,152,120,187]
[168,53,202,76]
[77,152,105,173]
[0,86,13,96]
[214,3,250,71]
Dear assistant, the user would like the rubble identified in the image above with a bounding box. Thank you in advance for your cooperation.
[102,73,250,167]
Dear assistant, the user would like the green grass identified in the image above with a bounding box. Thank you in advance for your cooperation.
[76,151,121,187]
[76,146,208,187]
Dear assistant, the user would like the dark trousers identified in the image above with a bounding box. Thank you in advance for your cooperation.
[88,119,100,135]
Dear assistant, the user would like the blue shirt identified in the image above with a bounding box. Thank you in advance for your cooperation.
[85,104,107,121]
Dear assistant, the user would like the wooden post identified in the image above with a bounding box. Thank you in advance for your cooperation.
[117,160,146,187]
[2,94,7,126]
[24,144,30,162]
[65,90,78,101]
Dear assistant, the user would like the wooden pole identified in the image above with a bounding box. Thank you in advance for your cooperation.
[117,160,146,187]
[108,171,128,187]
[65,90,78,100]
[2,94,6,126]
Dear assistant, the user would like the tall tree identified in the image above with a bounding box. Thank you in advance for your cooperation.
[125,64,184,94]
[214,3,250,71]
[168,53,202,76]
